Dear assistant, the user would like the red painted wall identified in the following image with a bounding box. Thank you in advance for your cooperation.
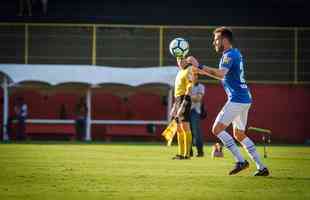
[1,84,309,143]
[200,84,310,144]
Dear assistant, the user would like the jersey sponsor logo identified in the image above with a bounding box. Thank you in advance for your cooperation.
[222,55,231,64]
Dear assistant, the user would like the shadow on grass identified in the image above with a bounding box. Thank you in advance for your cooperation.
[0,140,164,146]
[266,176,310,181]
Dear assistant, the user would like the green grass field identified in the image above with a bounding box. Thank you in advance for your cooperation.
[0,142,310,200]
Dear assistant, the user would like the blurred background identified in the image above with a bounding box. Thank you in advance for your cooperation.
[0,0,309,144]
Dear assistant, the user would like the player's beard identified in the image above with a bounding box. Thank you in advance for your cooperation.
[215,43,224,53]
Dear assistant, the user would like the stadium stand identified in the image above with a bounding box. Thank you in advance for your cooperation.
[8,90,77,140]
[9,89,43,118]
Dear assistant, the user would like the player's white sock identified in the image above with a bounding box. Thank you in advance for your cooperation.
[241,137,265,170]
[217,131,245,163]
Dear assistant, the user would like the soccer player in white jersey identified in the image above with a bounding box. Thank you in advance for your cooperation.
[189,27,269,176]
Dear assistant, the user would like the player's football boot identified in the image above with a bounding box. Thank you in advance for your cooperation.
[172,155,183,160]
[196,152,204,157]
[190,148,193,157]
[196,148,204,157]
[172,155,191,160]
[229,160,249,175]
[182,155,191,160]
[253,167,270,176]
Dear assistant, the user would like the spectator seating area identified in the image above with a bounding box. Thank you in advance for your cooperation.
[1,89,167,141]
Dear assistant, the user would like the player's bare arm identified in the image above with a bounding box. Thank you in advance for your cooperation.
[187,56,228,80]
[199,66,228,80]
[169,103,177,119]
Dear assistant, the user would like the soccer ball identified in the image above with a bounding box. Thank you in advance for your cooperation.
[169,37,189,58]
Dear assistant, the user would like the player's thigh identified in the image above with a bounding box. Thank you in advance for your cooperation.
[180,96,192,123]
[232,103,251,141]
[177,123,183,133]
[213,101,241,133]
[180,121,191,132]
[232,103,251,131]
[233,117,247,142]
[172,98,182,118]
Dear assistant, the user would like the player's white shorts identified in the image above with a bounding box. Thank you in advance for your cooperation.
[214,101,251,131]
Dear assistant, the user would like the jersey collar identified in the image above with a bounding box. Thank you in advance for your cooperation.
[223,47,233,54]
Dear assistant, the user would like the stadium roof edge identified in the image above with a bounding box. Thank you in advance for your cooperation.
[0,64,178,88]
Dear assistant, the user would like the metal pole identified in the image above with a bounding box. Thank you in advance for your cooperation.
[2,77,9,141]
[159,26,164,66]
[167,87,173,121]
[25,24,29,64]
[263,134,267,158]
[85,88,92,141]
[92,25,97,65]
[294,28,298,84]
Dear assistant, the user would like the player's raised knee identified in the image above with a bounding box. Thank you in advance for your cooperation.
[212,123,226,136]
[233,130,247,142]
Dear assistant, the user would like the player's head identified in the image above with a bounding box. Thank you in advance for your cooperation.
[212,27,233,53]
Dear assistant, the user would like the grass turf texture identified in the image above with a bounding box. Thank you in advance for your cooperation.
[0,142,310,200]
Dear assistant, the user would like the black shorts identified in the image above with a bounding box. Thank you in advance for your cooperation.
[173,95,192,122]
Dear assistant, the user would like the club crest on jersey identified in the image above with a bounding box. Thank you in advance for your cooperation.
[223,56,231,64]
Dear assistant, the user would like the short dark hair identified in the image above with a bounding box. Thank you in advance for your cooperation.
[213,27,233,43]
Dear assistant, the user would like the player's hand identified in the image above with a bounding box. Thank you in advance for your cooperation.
[192,67,208,76]
[186,56,199,67]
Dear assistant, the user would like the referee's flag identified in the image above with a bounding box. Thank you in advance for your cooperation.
[161,120,177,146]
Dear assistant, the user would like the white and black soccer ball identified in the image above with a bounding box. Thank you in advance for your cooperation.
[169,37,189,58]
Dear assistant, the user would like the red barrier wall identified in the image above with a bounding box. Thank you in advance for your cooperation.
[200,84,310,144]
[1,84,309,143]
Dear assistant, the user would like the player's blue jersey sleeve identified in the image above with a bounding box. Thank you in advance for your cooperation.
[220,52,234,70]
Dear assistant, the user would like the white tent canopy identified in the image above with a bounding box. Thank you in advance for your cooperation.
[0,64,178,86]
[0,64,178,141]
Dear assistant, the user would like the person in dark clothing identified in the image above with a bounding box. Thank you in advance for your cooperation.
[8,97,28,140]
[189,82,205,157]
[74,97,88,141]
